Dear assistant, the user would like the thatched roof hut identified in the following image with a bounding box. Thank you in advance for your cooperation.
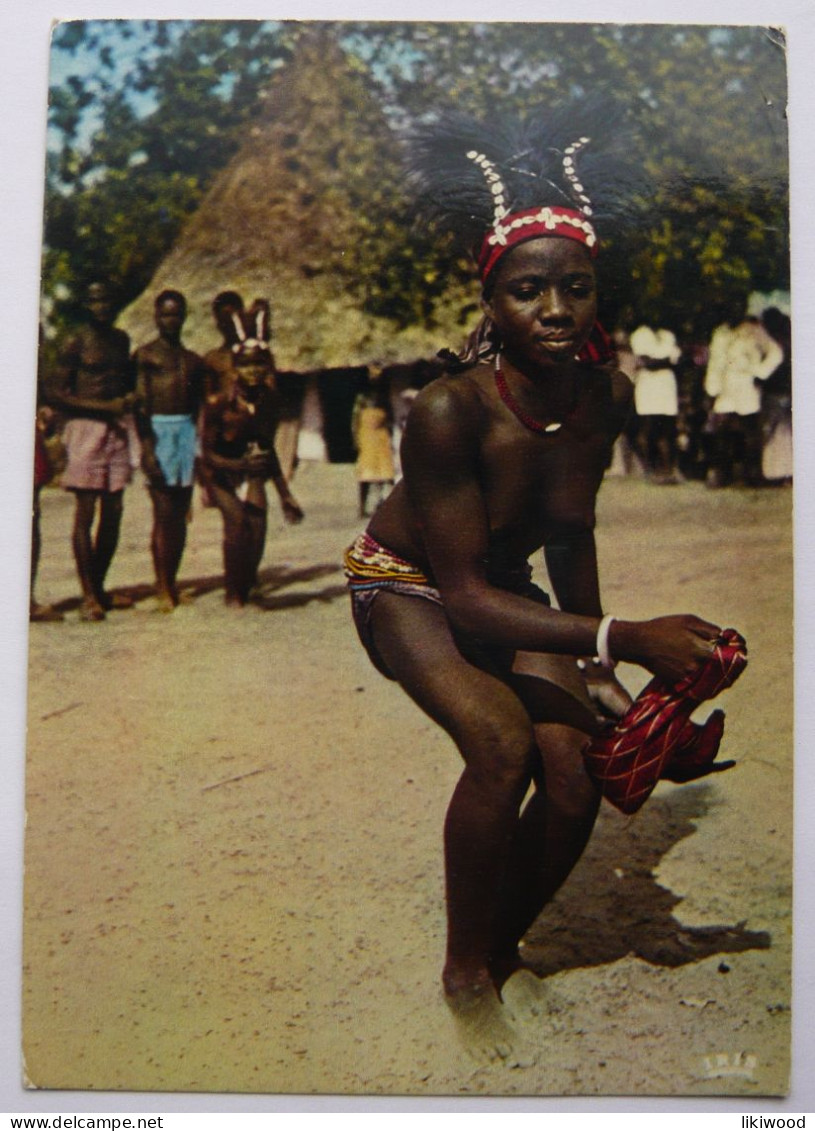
[119,29,476,369]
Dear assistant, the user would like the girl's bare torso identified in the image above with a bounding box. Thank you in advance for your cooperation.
[368,362,629,575]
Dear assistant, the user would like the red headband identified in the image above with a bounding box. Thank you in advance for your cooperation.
[477,205,599,284]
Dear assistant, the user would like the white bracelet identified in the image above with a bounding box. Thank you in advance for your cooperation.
[595,614,617,669]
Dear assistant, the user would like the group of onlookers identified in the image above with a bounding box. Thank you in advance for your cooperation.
[31,288,792,624]
[32,283,303,622]
[612,305,792,489]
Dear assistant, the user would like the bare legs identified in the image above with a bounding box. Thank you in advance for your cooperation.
[71,489,129,620]
[636,416,678,483]
[359,480,394,518]
[30,487,63,622]
[149,485,192,610]
[210,479,268,606]
[488,724,601,984]
[707,414,764,488]
[369,592,599,1062]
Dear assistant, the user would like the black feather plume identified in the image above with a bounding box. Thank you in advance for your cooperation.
[406,95,649,252]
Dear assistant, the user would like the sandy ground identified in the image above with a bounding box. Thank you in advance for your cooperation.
[21,463,793,1098]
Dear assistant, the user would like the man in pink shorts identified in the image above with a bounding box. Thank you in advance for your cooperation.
[51,282,138,621]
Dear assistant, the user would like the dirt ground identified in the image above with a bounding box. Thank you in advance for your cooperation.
[21,463,793,1099]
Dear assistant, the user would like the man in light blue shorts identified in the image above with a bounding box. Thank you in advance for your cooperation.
[134,290,206,611]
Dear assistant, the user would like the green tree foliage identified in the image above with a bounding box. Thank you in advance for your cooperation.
[353,22,789,333]
[114,27,470,367]
[44,20,297,321]
[43,20,788,345]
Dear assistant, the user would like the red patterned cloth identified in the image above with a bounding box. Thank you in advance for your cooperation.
[582,628,748,814]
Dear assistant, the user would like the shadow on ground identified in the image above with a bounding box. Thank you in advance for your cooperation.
[49,562,347,615]
[524,783,770,975]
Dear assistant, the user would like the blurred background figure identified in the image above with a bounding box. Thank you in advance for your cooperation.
[30,415,64,622]
[198,291,246,507]
[203,291,245,401]
[134,290,206,612]
[199,300,303,607]
[606,328,641,478]
[759,307,792,486]
[392,385,419,482]
[30,325,64,623]
[50,281,138,622]
[351,368,395,518]
[674,335,711,483]
[629,324,682,484]
[703,304,783,488]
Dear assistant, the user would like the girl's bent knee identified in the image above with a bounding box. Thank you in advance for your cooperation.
[458,715,538,793]
[544,763,601,821]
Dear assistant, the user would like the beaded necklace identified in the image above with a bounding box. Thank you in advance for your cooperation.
[493,354,565,435]
[234,382,259,415]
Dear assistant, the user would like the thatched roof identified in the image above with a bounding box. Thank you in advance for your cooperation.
[119,29,478,369]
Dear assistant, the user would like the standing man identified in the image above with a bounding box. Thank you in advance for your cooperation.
[51,281,137,622]
[704,307,783,487]
[203,291,246,401]
[134,290,206,611]
[197,291,247,507]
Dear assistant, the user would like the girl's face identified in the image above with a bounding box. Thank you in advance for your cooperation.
[482,237,597,371]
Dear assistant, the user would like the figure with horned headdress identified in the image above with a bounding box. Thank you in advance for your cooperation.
[344,101,741,1065]
[200,299,303,607]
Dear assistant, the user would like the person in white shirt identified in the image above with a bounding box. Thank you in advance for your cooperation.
[630,324,682,483]
[703,314,783,487]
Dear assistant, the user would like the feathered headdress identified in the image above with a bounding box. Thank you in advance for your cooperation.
[408,97,645,286]
[232,298,273,362]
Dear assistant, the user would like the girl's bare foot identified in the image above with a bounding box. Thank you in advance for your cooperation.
[444,969,537,1068]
